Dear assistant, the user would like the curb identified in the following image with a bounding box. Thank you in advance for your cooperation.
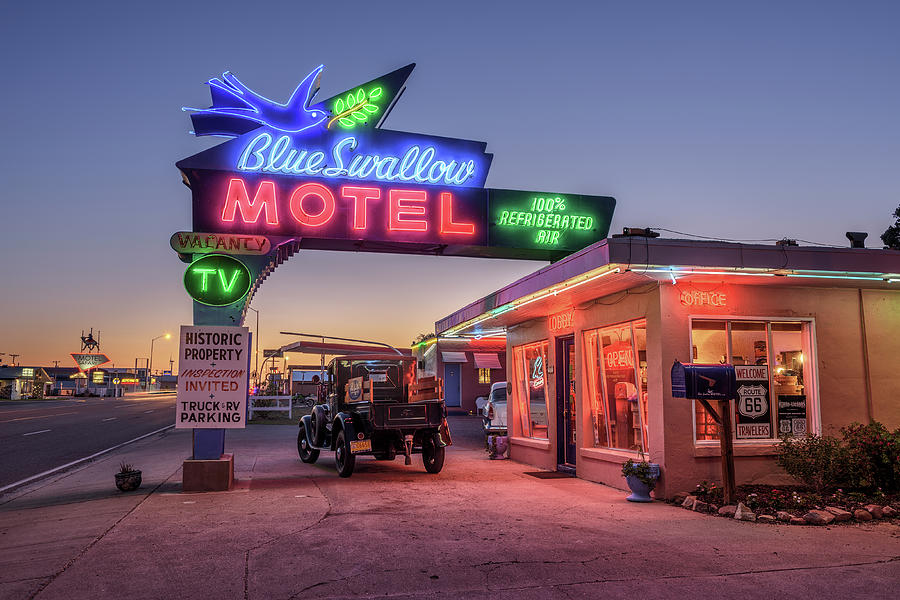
[0,424,175,496]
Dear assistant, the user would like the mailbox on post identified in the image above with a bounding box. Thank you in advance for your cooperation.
[671,362,736,401]
[671,361,738,504]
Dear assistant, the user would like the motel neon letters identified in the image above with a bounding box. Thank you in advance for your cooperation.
[220,178,476,236]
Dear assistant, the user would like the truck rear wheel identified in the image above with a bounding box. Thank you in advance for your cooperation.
[334,430,355,478]
[422,435,445,474]
[297,422,319,464]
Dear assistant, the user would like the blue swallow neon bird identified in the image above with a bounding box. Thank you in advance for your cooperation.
[184,65,328,137]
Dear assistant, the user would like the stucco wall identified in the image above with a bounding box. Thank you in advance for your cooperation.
[501,279,899,499]
[862,289,900,428]
[657,282,896,496]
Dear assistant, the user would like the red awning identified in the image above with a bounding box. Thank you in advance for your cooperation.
[473,353,502,369]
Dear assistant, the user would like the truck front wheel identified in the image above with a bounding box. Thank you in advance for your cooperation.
[422,435,445,474]
[334,430,355,478]
[297,422,319,464]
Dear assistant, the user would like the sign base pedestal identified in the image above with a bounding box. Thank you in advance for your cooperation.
[182,453,234,492]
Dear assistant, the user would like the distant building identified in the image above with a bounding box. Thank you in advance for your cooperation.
[0,367,52,399]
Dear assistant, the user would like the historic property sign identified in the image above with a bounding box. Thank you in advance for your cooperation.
[176,325,250,428]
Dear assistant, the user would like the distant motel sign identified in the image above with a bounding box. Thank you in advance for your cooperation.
[176,326,250,428]
[177,63,616,262]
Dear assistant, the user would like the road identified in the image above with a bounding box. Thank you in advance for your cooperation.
[0,392,176,487]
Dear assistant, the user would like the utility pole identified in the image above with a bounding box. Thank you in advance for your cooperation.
[9,354,20,366]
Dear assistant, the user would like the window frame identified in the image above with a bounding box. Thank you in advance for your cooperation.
[583,318,649,455]
[688,315,820,445]
[477,368,491,385]
[511,340,551,440]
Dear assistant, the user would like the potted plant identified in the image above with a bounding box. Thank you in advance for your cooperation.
[621,455,660,502]
[115,462,142,492]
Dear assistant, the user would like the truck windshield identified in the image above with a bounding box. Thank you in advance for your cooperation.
[491,387,507,402]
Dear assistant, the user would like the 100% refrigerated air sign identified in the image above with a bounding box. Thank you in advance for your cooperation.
[176,325,250,429]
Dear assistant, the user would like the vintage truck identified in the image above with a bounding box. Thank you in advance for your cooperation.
[297,354,450,477]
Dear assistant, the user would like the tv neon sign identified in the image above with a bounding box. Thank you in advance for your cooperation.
[183,254,252,306]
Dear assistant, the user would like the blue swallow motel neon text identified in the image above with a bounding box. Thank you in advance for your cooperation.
[237,133,477,187]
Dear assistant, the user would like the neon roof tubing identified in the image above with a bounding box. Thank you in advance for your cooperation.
[642,268,775,277]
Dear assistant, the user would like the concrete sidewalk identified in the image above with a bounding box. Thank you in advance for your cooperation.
[2,418,900,599]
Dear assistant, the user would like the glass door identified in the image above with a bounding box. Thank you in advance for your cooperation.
[556,337,576,468]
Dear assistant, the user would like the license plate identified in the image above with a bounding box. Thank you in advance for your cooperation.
[350,439,371,453]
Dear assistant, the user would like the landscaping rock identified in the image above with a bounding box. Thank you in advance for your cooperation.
[717,505,737,518]
[803,510,835,526]
[864,505,883,519]
[776,511,793,523]
[757,515,776,524]
[790,517,807,525]
[672,492,689,505]
[682,495,696,510]
[882,506,897,518]
[693,500,710,513]
[734,502,756,522]
[854,509,873,522]
[824,506,852,522]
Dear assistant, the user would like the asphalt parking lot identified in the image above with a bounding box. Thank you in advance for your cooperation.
[1,413,899,599]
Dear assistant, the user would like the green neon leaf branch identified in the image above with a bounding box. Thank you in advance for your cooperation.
[328,86,383,129]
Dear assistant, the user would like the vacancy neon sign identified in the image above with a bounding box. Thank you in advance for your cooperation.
[218,177,478,239]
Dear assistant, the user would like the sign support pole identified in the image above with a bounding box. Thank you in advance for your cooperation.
[718,399,736,505]
[697,397,736,505]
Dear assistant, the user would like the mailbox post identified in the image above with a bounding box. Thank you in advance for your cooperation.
[672,361,737,504]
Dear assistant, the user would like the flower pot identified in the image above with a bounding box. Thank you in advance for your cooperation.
[625,463,660,502]
[115,470,142,492]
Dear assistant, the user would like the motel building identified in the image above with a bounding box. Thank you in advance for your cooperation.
[435,234,900,498]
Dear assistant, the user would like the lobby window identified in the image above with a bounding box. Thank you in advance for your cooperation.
[584,320,648,453]
[477,368,491,384]
[690,319,814,443]
[511,341,550,439]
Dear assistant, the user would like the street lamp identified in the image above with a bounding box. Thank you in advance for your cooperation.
[148,333,171,390]
[246,306,260,389]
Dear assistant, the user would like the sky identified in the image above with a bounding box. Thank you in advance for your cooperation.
[1,1,898,371]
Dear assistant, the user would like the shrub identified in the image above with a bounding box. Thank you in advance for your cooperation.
[776,434,849,494]
[841,422,900,493]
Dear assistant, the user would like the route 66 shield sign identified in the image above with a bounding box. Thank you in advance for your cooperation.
[737,385,768,418]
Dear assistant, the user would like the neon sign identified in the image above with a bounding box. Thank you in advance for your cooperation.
[183,254,252,306]
[680,289,727,307]
[236,133,478,186]
[170,232,271,255]
[489,189,615,252]
[184,67,328,136]
[177,63,616,261]
[71,353,110,372]
[548,310,574,332]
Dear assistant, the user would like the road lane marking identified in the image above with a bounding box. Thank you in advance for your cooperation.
[102,417,117,422]
[0,412,76,424]
[23,429,52,436]
[0,424,176,495]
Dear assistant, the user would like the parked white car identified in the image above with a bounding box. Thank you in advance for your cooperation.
[482,382,508,434]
